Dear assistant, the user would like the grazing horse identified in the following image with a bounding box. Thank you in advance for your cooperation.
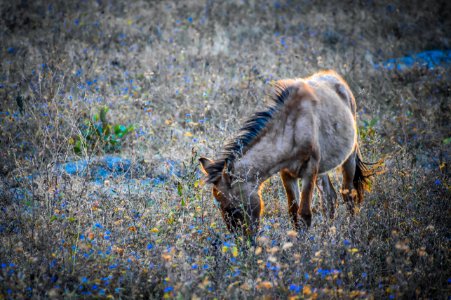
[200,70,380,236]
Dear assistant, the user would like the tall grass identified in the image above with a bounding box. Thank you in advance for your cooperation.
[0,0,449,298]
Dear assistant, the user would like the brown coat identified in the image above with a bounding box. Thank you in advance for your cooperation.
[200,70,380,236]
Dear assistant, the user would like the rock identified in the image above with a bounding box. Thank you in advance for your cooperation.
[59,155,145,183]
[59,155,183,184]
[374,50,451,71]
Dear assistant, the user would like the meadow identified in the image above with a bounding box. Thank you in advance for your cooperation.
[0,0,450,298]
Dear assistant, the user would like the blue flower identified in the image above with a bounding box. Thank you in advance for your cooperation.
[81,277,88,283]
[280,37,286,46]
[317,268,331,278]
[147,243,153,250]
[94,223,103,229]
[187,17,193,23]
[192,264,198,269]
[344,239,351,246]
[74,19,80,26]
[289,284,301,293]
[434,179,441,185]
[164,286,173,293]
[386,4,396,13]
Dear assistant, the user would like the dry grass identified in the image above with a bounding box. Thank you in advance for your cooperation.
[0,0,450,298]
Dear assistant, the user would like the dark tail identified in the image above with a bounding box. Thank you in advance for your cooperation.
[354,146,384,204]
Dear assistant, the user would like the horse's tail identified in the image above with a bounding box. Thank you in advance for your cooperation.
[354,145,384,204]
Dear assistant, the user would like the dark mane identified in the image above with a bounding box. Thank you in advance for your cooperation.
[205,80,296,183]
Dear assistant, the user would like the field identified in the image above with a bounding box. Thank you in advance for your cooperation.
[0,0,450,298]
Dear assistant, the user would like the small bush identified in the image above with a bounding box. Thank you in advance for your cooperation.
[71,106,134,155]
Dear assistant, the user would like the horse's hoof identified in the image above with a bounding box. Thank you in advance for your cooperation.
[300,214,312,227]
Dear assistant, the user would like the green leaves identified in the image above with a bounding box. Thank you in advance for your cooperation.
[72,106,134,155]
[99,106,109,123]
[359,118,378,141]
[113,124,134,138]
[177,182,183,197]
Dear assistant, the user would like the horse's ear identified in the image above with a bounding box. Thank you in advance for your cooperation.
[199,157,213,175]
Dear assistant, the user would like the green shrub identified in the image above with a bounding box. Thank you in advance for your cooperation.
[71,106,134,155]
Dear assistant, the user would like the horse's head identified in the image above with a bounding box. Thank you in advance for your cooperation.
[199,157,262,236]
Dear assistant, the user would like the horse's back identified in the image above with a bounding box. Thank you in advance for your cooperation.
[305,71,357,173]
[307,70,356,115]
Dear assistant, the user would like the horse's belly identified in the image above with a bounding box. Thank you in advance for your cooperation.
[317,108,356,174]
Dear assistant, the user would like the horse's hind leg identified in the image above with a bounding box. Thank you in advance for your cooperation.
[317,174,338,220]
[280,170,300,230]
[298,158,319,227]
[341,150,358,215]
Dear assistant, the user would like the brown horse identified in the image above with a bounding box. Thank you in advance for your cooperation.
[200,70,380,236]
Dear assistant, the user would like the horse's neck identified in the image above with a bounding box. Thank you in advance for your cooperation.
[232,131,284,185]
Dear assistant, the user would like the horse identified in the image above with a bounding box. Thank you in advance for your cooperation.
[200,70,380,236]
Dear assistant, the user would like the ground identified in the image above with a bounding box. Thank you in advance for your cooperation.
[0,0,450,298]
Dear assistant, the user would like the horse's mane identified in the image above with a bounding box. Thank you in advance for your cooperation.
[205,79,297,183]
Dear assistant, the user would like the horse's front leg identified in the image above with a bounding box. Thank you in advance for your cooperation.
[298,158,319,227]
[280,170,300,230]
[316,174,338,220]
